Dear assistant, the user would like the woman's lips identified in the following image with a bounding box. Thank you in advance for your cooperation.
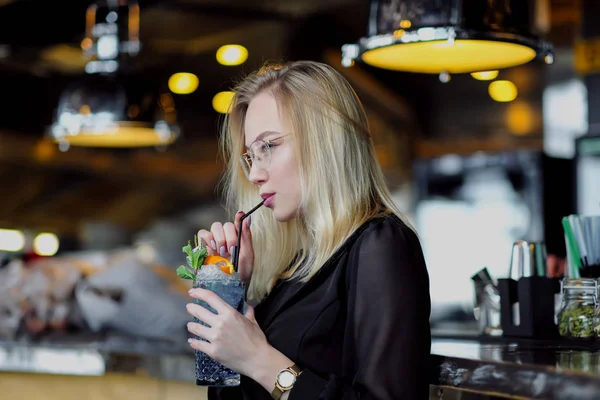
[262,194,275,207]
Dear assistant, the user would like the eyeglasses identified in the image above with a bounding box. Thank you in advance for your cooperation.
[240,135,287,178]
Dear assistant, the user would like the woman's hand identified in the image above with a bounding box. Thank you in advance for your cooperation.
[197,211,254,283]
[186,288,292,386]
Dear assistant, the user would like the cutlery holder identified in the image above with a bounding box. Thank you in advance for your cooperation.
[498,276,561,338]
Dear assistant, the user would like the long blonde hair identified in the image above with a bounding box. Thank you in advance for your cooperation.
[220,60,410,302]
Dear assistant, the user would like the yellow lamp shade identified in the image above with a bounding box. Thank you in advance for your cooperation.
[488,80,518,102]
[216,45,248,66]
[52,122,178,147]
[361,40,536,74]
[50,76,180,148]
[506,101,537,135]
[212,91,235,114]
[471,70,499,80]
[168,73,199,95]
[342,0,552,74]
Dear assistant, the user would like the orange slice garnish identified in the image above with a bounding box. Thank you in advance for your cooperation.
[203,255,234,275]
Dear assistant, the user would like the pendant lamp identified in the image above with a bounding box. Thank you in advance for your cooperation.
[49,75,179,148]
[48,0,179,148]
[342,0,554,74]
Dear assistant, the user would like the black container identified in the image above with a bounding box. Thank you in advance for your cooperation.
[498,276,561,338]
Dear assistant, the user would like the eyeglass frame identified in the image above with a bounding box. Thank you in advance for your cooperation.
[240,134,289,178]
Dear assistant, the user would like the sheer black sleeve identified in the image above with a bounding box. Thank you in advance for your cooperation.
[208,385,242,400]
[290,217,432,399]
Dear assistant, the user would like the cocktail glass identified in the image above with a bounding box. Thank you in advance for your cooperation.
[193,263,245,386]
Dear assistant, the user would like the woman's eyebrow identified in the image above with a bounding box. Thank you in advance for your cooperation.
[245,130,283,149]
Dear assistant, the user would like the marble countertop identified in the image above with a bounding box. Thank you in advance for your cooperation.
[4,331,600,399]
[0,333,195,382]
[431,334,600,399]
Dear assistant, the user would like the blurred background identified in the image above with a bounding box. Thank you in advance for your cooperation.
[0,0,599,398]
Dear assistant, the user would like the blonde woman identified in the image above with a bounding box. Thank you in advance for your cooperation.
[188,60,431,400]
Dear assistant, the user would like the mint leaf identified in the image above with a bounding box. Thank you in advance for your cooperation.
[179,238,209,278]
[176,265,195,280]
[197,247,209,267]
[182,242,193,258]
[191,249,200,268]
[191,247,208,269]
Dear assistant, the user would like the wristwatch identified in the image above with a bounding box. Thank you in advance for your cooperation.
[270,364,302,399]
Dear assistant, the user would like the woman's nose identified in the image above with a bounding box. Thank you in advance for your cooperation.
[248,164,268,185]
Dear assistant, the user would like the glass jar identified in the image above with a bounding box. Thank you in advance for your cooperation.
[557,278,599,339]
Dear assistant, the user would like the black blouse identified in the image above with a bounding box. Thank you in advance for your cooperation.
[209,215,431,400]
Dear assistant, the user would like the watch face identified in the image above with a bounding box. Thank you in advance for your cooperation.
[277,370,296,389]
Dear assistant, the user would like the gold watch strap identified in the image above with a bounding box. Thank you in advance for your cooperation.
[270,364,302,400]
[289,364,302,375]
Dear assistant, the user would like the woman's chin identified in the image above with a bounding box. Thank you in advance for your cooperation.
[272,207,295,223]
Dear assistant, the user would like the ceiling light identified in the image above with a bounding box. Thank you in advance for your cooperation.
[33,233,60,257]
[48,2,179,148]
[506,101,537,136]
[342,0,553,74]
[489,80,518,103]
[216,45,248,66]
[49,75,180,148]
[471,71,499,81]
[168,73,199,95]
[213,91,235,114]
[0,229,25,252]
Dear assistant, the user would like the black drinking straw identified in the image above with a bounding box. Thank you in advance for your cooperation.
[232,199,265,273]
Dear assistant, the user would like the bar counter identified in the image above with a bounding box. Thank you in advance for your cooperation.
[0,333,203,400]
[3,332,600,399]
[431,333,600,399]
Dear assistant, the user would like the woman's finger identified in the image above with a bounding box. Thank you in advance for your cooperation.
[233,211,244,233]
[234,211,252,241]
[234,211,254,283]
[211,222,227,257]
[197,229,217,255]
[187,321,215,342]
[244,304,257,325]
[186,302,218,325]
[188,337,212,356]
[188,288,231,315]
[222,222,238,258]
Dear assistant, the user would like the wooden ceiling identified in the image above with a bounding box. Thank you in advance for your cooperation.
[0,0,583,246]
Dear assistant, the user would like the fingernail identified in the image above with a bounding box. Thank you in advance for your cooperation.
[230,246,235,255]
[188,289,194,294]
[211,240,217,250]
[219,246,226,256]
[247,215,252,227]
[187,338,193,344]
